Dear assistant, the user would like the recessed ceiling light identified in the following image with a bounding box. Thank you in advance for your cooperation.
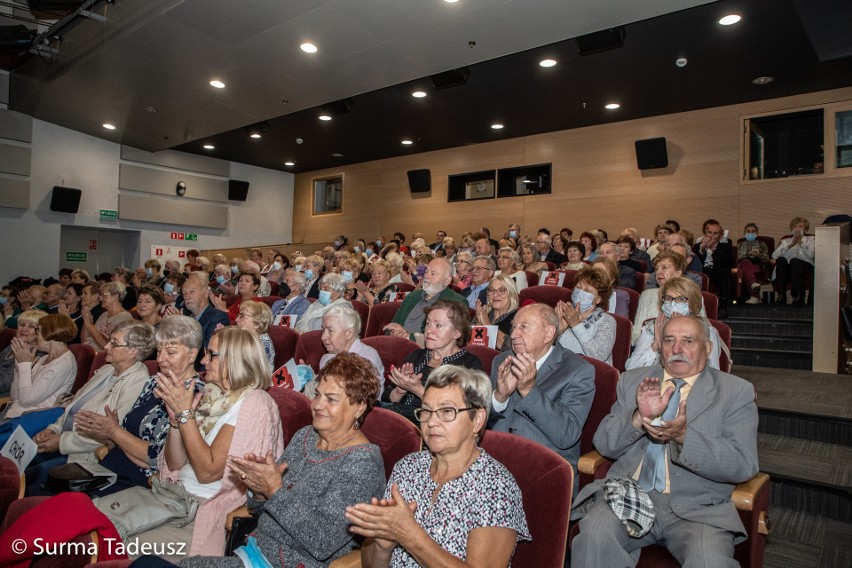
[605,103,621,110]
[752,76,774,85]
[412,90,427,98]
[102,123,116,130]
[250,133,261,139]
[539,59,557,68]
[284,161,295,166]
[718,14,741,25]
[209,80,225,89]
[332,153,343,158]
[491,123,504,130]
[203,144,215,150]
[443,0,460,3]
[401,139,413,145]
[318,114,332,121]
[145,106,157,113]
[300,42,318,53]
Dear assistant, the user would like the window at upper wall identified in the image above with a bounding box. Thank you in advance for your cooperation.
[836,110,852,169]
[745,109,824,180]
[313,176,342,215]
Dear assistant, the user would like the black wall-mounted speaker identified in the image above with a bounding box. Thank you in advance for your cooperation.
[635,137,668,170]
[576,27,626,56]
[407,169,431,193]
[49,186,82,213]
[228,180,250,201]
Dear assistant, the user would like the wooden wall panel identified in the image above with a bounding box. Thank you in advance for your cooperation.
[294,87,852,244]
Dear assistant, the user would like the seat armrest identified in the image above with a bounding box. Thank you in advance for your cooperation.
[578,450,608,476]
[226,505,251,532]
[731,472,770,511]
[329,550,362,568]
[95,445,110,461]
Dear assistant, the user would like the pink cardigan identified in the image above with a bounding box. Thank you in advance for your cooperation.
[157,388,284,556]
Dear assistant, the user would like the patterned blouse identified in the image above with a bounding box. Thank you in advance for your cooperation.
[386,449,530,567]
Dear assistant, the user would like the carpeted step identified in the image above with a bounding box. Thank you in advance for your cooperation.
[733,335,813,352]
[733,349,812,369]
[726,303,814,322]
[726,319,812,338]
[763,506,852,568]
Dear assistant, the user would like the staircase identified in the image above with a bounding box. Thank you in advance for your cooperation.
[724,304,813,369]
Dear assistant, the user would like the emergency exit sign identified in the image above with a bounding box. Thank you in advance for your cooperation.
[66,252,87,262]
[99,209,118,220]
[170,232,198,241]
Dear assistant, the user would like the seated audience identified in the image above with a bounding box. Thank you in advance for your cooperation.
[634,250,699,341]
[495,247,529,290]
[772,216,815,305]
[382,300,482,423]
[239,260,271,297]
[556,266,616,365]
[113,267,138,311]
[212,271,262,325]
[42,283,64,314]
[136,284,165,328]
[143,259,162,285]
[646,223,672,260]
[261,252,288,285]
[0,309,47,393]
[591,258,630,319]
[82,281,133,352]
[552,233,568,258]
[210,264,233,296]
[234,300,275,372]
[737,222,771,304]
[692,219,734,316]
[580,231,599,261]
[473,275,520,352]
[535,232,567,265]
[302,254,325,298]
[563,240,587,270]
[571,315,758,568]
[461,256,495,309]
[451,251,474,289]
[355,259,400,307]
[626,276,722,370]
[167,272,229,370]
[616,235,646,272]
[57,283,84,343]
[350,365,529,567]
[599,241,636,289]
[294,273,351,333]
[489,303,595,491]
[269,270,310,321]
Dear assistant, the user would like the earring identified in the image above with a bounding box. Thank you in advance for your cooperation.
[353,417,360,430]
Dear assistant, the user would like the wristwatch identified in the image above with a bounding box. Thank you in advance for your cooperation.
[176,409,196,425]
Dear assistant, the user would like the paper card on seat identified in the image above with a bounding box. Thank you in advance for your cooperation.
[271,359,300,390]
[387,291,409,302]
[0,426,38,475]
[470,325,498,349]
[273,314,296,328]
[541,271,565,287]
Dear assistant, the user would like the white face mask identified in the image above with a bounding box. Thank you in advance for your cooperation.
[661,301,690,318]
[271,261,282,271]
[342,271,354,283]
[231,265,239,274]
[572,288,596,311]
[144,268,153,277]
[295,264,303,272]
[354,246,361,254]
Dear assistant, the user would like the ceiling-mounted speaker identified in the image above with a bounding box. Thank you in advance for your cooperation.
[635,137,668,170]
[407,169,431,193]
[430,68,470,90]
[576,26,626,56]
[228,180,250,201]
[50,186,82,213]
[0,25,35,51]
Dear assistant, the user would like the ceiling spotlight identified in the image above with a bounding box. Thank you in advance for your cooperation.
[401,139,413,145]
[203,144,215,150]
[676,58,688,68]
[209,80,225,89]
[718,14,741,25]
[332,153,343,158]
[318,115,332,121]
[605,103,620,110]
[300,42,318,53]
[412,90,427,98]
[244,121,271,138]
[250,133,261,139]
[752,76,774,85]
[145,106,157,113]
[102,123,116,130]
[284,161,295,167]
[539,59,557,68]
[443,0,460,3]
[491,123,504,130]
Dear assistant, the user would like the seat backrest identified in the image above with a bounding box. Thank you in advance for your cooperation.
[364,301,403,337]
[67,344,95,394]
[708,318,733,372]
[143,360,159,376]
[617,286,640,322]
[464,344,499,375]
[293,330,326,373]
[266,387,313,447]
[361,336,419,380]
[361,406,422,479]
[0,457,20,527]
[544,261,557,271]
[259,295,283,308]
[88,351,109,380]
[610,313,632,373]
[559,269,578,289]
[701,291,719,320]
[269,281,280,297]
[268,325,300,370]
[393,282,416,293]
[223,294,240,307]
[519,285,572,308]
[480,431,573,568]
[578,356,619,458]
[524,271,539,287]
[350,299,370,337]
[0,328,16,352]
[690,271,710,292]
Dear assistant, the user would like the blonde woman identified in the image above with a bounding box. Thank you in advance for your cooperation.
[473,275,520,352]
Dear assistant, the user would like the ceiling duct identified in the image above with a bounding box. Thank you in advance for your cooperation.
[430,67,470,90]
[576,26,626,56]
[320,98,354,117]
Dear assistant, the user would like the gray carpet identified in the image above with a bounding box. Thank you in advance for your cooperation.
[765,506,852,568]
[734,365,852,420]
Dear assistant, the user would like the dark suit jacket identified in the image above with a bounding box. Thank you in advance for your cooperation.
[573,364,758,541]
[692,241,735,271]
[461,285,488,307]
[305,277,320,299]
[544,249,567,266]
[489,345,595,475]
[185,304,230,370]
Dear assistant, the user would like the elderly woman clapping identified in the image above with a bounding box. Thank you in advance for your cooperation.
[348,365,530,567]
[474,275,520,352]
[235,300,275,372]
[82,281,133,351]
[294,273,351,333]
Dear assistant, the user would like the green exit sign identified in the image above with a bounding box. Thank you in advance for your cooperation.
[184,233,198,241]
[100,209,118,220]
[66,252,87,262]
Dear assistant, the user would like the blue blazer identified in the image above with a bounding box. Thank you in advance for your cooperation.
[186,304,230,370]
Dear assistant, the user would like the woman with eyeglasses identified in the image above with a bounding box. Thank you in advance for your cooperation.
[348,365,529,567]
[555,266,616,365]
[82,281,133,352]
[0,309,46,393]
[210,271,262,325]
[234,300,275,372]
[451,251,474,289]
[625,276,721,370]
[473,275,520,352]
[494,247,529,291]
[382,300,482,424]
[24,320,155,495]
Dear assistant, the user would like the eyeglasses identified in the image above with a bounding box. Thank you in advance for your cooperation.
[487,287,509,296]
[471,266,490,272]
[662,295,689,305]
[106,338,131,348]
[204,348,220,360]
[236,312,254,319]
[413,406,476,423]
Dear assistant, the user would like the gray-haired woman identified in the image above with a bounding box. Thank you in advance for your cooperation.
[294,273,351,333]
[82,281,133,351]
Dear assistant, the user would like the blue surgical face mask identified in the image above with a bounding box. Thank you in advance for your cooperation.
[662,301,690,318]
[744,232,757,242]
[318,290,332,305]
[376,240,383,248]
[145,268,153,277]
[365,249,374,258]
[164,283,175,294]
[571,288,596,311]
[216,275,226,285]
[509,230,519,239]
[342,270,354,283]
[294,264,303,272]
[334,240,342,248]
[0,296,7,305]
[231,265,239,274]
[271,261,282,271]
[304,269,315,280]
[354,246,361,254]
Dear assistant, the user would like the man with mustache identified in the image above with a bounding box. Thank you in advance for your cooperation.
[383,258,467,344]
[571,315,758,567]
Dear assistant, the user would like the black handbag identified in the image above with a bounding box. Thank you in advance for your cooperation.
[226,514,259,556]
[45,462,113,493]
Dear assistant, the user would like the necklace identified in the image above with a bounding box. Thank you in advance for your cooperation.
[284,429,361,490]
[327,427,360,450]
